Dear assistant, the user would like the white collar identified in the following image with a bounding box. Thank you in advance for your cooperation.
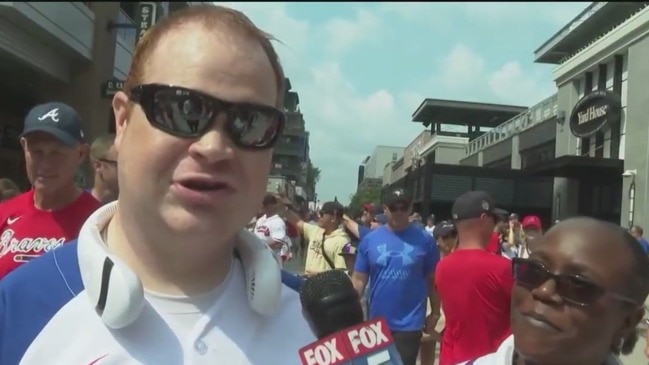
[77,201,282,329]
[492,335,623,365]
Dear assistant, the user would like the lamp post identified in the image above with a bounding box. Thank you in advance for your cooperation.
[622,169,637,229]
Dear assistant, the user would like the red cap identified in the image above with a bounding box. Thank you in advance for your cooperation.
[522,215,542,229]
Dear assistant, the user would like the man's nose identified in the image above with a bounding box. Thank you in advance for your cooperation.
[188,114,235,164]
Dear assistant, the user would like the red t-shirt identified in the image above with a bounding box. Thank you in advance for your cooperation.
[0,189,100,279]
[435,248,513,365]
[486,231,500,254]
[285,220,298,239]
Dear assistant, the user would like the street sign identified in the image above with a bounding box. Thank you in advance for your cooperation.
[100,79,125,98]
[136,2,158,43]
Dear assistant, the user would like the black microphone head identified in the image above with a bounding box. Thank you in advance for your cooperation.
[300,270,364,339]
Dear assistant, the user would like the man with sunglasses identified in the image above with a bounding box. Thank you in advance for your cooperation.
[434,191,513,365]
[89,134,119,204]
[0,102,100,281]
[351,189,440,365]
[0,5,315,365]
[280,200,350,275]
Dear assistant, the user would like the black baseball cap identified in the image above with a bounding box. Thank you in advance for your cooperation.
[262,194,278,206]
[320,201,344,218]
[21,102,85,146]
[433,221,456,239]
[451,191,508,222]
[383,189,412,206]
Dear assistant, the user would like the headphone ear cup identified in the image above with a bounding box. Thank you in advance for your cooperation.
[80,252,144,329]
[237,230,282,316]
[97,256,145,329]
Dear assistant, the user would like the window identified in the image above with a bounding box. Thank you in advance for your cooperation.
[392,153,397,161]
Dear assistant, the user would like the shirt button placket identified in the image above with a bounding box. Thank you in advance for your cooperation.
[194,339,208,355]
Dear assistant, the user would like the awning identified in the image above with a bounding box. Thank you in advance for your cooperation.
[524,155,623,179]
[411,99,527,127]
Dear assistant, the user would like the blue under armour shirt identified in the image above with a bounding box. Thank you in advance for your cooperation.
[355,224,439,331]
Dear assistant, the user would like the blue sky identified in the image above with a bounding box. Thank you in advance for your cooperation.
[214,2,588,205]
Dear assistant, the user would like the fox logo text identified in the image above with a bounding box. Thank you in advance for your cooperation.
[347,320,389,354]
[302,338,344,365]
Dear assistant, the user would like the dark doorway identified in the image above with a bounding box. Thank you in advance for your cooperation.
[577,178,622,224]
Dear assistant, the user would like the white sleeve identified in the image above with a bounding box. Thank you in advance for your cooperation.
[269,218,290,245]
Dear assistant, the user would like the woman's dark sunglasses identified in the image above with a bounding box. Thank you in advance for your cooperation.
[129,84,285,150]
[512,258,638,306]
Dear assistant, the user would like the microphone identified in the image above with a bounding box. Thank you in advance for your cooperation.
[298,270,404,365]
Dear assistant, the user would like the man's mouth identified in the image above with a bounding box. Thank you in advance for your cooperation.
[522,311,562,332]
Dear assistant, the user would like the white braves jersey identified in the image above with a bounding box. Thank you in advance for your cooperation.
[458,335,623,365]
[254,214,290,256]
[0,207,314,365]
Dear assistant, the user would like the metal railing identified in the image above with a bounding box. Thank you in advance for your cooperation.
[465,94,559,156]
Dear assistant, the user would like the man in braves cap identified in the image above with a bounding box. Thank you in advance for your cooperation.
[0,102,100,279]
[435,191,514,364]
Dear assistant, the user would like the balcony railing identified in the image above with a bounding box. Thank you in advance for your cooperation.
[274,144,304,157]
[465,94,559,156]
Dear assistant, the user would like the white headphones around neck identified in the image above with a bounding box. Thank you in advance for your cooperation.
[77,204,282,329]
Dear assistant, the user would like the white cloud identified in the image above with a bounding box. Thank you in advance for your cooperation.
[323,9,382,54]
[489,61,553,105]
[209,2,566,203]
[439,44,486,91]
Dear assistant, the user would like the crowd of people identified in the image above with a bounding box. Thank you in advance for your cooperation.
[1,4,649,365]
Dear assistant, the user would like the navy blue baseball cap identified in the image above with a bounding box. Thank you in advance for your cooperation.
[21,102,85,146]
[433,221,456,239]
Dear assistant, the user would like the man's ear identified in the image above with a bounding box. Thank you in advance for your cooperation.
[19,137,27,150]
[112,91,131,152]
[76,143,89,165]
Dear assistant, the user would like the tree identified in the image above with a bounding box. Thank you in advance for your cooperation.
[348,185,382,218]
[306,160,321,193]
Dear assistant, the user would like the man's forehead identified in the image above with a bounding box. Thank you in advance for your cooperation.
[142,25,277,105]
[23,132,68,147]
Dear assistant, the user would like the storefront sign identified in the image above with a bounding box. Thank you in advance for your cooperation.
[136,2,158,43]
[100,79,125,98]
[569,90,622,138]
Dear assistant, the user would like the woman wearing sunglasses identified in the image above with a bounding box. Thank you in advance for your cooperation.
[460,217,649,365]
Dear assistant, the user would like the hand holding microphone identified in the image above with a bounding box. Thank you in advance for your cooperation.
[298,270,404,365]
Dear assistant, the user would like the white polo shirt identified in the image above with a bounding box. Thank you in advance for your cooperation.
[0,206,315,365]
[460,335,622,365]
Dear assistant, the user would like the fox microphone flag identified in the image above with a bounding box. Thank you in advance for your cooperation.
[298,270,403,365]
[298,317,403,365]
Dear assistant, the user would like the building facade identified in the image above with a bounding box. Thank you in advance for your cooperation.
[363,146,403,181]
[269,78,313,200]
[456,2,649,228]
[0,1,197,187]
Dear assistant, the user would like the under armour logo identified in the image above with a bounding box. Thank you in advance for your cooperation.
[38,108,60,123]
[376,243,414,266]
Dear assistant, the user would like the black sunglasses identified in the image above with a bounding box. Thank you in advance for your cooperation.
[512,258,637,306]
[388,204,409,212]
[129,84,285,150]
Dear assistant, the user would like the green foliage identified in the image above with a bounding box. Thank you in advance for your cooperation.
[348,186,382,218]
[306,160,321,191]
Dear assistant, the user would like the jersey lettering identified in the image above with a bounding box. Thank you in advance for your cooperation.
[0,229,66,262]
